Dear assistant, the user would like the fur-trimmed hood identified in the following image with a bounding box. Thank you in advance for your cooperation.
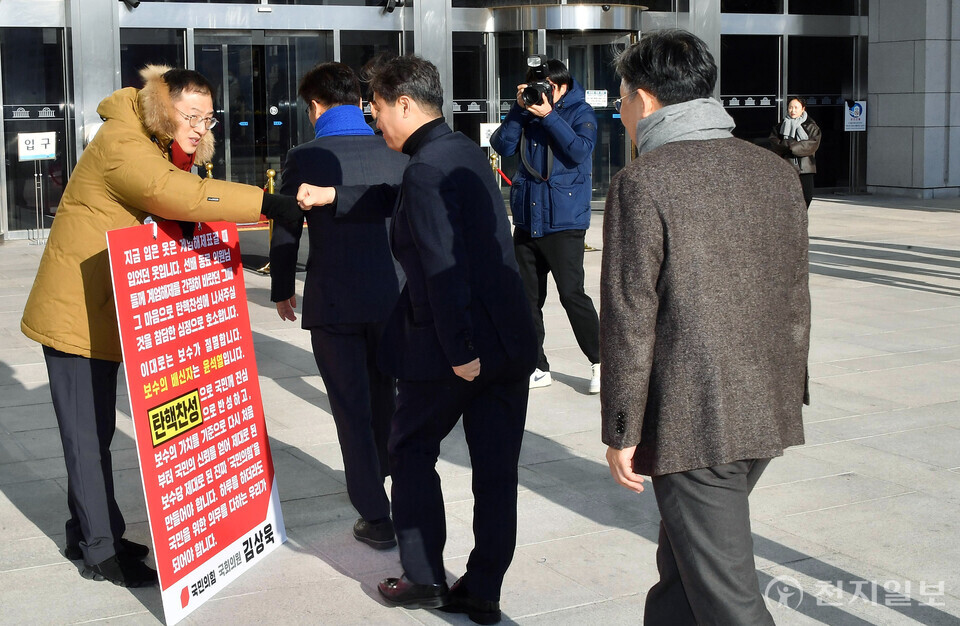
[136,64,216,165]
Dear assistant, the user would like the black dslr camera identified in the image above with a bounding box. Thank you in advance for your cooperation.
[521,55,552,108]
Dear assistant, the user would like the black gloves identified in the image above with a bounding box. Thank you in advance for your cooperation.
[178,221,196,240]
[260,193,303,224]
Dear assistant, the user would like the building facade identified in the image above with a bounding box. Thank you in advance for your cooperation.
[0,0,956,240]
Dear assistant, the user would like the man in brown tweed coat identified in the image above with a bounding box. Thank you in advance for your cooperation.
[601,30,810,625]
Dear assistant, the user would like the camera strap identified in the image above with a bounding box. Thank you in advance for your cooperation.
[520,130,554,182]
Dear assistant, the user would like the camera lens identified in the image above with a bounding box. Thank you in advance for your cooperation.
[521,86,540,107]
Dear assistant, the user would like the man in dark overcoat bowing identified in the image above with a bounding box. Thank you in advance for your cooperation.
[297,55,537,625]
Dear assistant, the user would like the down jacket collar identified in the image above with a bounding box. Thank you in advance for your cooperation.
[98,64,216,165]
[553,77,586,110]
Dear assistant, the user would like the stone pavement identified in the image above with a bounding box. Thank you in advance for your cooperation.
[1,194,958,625]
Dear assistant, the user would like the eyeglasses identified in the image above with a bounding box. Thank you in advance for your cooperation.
[614,93,635,113]
[176,109,219,130]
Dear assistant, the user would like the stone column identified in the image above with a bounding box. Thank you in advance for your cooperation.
[867,0,959,198]
[687,0,722,100]
[413,0,454,126]
[65,0,121,156]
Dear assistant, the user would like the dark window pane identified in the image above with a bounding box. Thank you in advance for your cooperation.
[120,29,186,88]
[139,1,394,5]
[453,32,486,100]
[139,0,257,3]
[720,36,780,151]
[453,112,485,145]
[721,35,780,97]
[721,0,782,13]
[341,31,401,94]
[788,36,853,96]
[789,0,862,16]
[266,0,395,5]
[639,0,674,9]
[727,107,779,144]
[453,0,650,6]
[496,32,526,104]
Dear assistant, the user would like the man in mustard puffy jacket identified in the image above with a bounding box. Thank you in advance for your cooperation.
[20,66,302,588]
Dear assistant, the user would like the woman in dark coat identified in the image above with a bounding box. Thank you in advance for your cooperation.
[769,96,822,207]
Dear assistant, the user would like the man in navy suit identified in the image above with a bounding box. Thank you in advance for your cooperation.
[297,55,536,625]
[270,62,408,550]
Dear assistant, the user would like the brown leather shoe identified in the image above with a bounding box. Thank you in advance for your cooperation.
[439,576,502,624]
[378,574,449,609]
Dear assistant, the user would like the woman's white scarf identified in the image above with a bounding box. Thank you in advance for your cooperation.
[780,111,809,141]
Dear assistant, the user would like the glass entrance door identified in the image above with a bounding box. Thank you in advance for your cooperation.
[1,27,71,238]
[549,33,631,201]
[194,32,333,187]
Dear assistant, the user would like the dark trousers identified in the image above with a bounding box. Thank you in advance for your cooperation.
[389,371,528,601]
[43,346,125,565]
[799,173,814,208]
[513,227,600,371]
[310,323,393,523]
[645,459,775,626]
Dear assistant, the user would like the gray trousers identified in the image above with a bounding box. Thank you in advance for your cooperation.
[43,346,125,565]
[645,459,775,626]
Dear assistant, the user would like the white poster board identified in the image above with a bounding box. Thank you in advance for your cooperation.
[584,89,608,109]
[480,123,501,148]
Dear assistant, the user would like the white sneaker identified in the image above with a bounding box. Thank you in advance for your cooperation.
[529,368,552,389]
[588,363,600,395]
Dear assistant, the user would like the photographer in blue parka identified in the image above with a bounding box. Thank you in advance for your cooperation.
[490,56,601,394]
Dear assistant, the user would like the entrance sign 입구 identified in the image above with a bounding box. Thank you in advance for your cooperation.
[107,221,285,625]
[18,131,57,161]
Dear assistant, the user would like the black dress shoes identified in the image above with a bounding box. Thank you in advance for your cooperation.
[64,538,150,562]
[81,554,158,587]
[439,576,502,624]
[378,574,449,609]
[353,517,397,550]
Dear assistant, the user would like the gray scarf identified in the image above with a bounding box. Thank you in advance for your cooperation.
[634,98,735,155]
[780,111,809,141]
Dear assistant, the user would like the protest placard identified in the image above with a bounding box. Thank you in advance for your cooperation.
[107,220,285,624]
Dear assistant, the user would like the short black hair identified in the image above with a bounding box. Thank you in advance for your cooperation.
[162,68,214,100]
[526,59,573,90]
[615,29,717,106]
[365,54,444,116]
[788,96,807,108]
[298,62,362,108]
